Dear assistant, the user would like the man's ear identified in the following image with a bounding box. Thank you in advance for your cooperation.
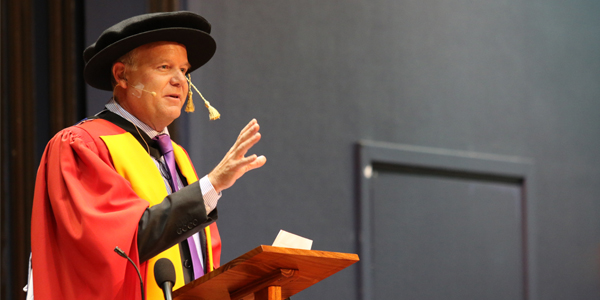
[112,62,128,89]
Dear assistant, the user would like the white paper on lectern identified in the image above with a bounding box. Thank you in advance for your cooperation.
[272,230,313,250]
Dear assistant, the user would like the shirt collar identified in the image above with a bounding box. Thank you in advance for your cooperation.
[104,98,169,139]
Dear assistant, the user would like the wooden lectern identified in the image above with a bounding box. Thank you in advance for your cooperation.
[172,245,359,300]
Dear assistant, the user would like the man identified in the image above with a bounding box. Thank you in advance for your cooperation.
[29,11,266,299]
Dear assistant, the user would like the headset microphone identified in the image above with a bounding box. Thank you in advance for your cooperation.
[142,89,157,97]
[132,83,156,97]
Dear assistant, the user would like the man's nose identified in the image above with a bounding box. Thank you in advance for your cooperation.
[170,71,187,86]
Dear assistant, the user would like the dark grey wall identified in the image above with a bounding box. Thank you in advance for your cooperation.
[182,1,600,300]
[81,0,600,299]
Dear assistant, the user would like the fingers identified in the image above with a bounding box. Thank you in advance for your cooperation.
[231,121,261,157]
[238,154,266,171]
[233,119,258,147]
[240,119,258,135]
[208,120,266,193]
[235,132,261,157]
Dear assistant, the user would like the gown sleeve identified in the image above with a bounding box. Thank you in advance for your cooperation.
[31,126,149,300]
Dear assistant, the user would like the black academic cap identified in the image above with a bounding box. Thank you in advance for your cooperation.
[83,11,216,91]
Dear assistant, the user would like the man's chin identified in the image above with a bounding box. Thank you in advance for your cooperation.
[167,108,183,122]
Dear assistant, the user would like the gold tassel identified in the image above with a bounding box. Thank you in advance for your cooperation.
[185,86,195,112]
[185,74,195,113]
[186,74,220,120]
[204,98,221,120]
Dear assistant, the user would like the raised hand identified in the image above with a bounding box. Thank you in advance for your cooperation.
[207,119,267,193]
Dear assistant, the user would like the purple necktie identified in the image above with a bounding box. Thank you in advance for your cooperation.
[154,134,204,278]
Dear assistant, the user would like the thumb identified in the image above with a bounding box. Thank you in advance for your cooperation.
[247,155,267,171]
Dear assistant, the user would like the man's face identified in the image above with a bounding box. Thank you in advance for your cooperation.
[121,42,191,131]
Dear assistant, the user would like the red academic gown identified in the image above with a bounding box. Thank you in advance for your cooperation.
[31,116,220,300]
